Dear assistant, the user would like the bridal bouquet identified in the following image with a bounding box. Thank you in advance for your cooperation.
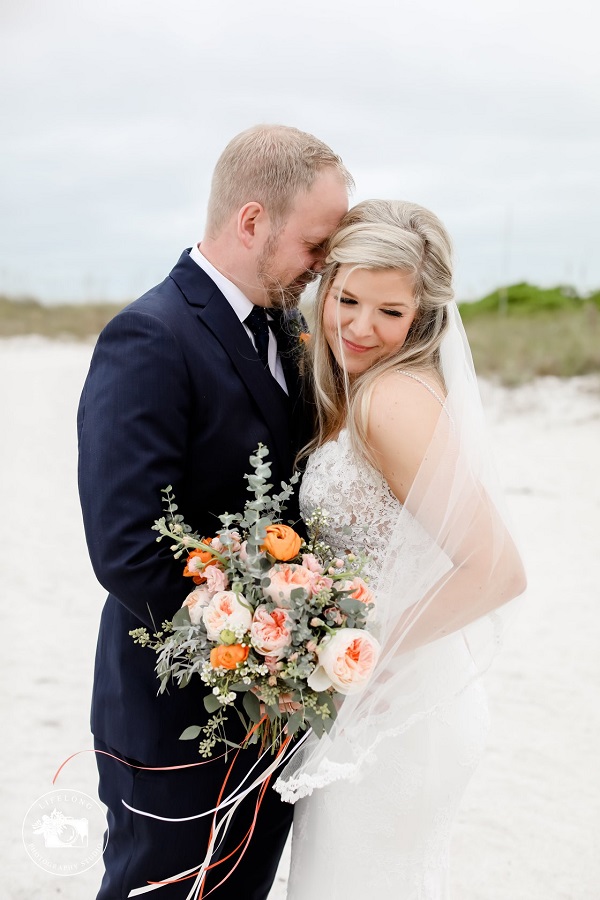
[130,445,380,757]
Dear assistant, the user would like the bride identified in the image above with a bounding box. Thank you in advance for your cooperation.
[276,200,526,897]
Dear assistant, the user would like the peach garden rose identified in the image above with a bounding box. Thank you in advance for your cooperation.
[202,591,253,641]
[264,563,314,607]
[339,576,375,606]
[182,586,212,625]
[307,629,381,695]
[250,606,293,659]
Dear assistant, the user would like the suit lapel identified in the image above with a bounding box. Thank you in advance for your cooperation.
[170,252,293,470]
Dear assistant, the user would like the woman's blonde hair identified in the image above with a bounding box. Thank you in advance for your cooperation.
[306,199,454,467]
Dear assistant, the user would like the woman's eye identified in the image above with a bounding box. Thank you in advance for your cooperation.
[338,295,357,305]
[382,309,404,318]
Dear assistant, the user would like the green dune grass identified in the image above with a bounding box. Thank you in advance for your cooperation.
[1,284,599,384]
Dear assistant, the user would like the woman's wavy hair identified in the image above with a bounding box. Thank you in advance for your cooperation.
[304,199,454,467]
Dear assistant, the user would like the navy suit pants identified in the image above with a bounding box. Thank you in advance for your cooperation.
[94,738,293,900]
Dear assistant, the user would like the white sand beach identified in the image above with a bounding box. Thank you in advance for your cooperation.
[1,338,599,899]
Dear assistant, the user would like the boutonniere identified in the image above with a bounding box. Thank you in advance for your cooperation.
[277,310,311,364]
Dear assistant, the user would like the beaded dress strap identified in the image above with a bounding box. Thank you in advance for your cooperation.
[396,370,446,408]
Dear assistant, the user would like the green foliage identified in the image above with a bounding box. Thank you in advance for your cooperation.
[458,282,587,319]
[2,285,600,382]
[463,303,600,384]
[441,282,600,383]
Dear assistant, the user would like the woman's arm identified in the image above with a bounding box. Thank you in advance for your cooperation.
[368,371,526,651]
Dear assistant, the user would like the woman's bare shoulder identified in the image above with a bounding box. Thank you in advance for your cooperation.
[369,368,445,429]
[367,368,446,503]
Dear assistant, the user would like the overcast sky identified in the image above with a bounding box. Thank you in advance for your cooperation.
[1,0,598,303]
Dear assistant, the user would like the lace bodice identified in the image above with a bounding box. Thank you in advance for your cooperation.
[299,429,400,590]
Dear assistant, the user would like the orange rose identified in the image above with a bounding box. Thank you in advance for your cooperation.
[183,539,219,585]
[299,332,311,345]
[261,524,302,561]
[210,644,249,670]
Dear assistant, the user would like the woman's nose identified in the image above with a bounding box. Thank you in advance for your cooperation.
[348,310,374,338]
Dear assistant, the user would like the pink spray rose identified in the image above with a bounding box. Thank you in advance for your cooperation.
[263,655,283,674]
[251,606,293,659]
[203,565,229,594]
[212,530,242,554]
[307,628,381,695]
[301,553,324,575]
[308,573,334,596]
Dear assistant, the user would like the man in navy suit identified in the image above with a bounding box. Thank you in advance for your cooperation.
[78,125,351,899]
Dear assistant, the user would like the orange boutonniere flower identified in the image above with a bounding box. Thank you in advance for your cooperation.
[261,524,302,561]
[299,332,311,345]
[183,538,219,584]
[210,644,249,670]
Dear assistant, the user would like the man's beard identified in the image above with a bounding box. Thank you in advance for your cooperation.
[257,234,317,310]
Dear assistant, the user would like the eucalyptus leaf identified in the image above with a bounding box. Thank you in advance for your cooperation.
[230,681,253,692]
[285,710,304,736]
[338,598,365,616]
[204,693,221,714]
[320,692,338,721]
[265,703,280,722]
[180,725,202,741]
[247,728,260,745]
[310,714,325,739]
[172,606,191,628]
[243,690,262,724]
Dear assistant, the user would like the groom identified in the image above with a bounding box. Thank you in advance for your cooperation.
[78,125,351,899]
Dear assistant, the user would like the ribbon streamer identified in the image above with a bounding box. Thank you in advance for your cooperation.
[127,729,311,898]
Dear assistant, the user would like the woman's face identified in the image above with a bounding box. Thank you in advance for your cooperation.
[322,265,418,376]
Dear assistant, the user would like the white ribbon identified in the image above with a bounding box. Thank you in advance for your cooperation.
[127,730,311,898]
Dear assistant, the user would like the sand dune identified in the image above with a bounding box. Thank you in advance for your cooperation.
[1,338,598,899]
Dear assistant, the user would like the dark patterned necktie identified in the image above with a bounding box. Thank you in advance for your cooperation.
[245,305,270,369]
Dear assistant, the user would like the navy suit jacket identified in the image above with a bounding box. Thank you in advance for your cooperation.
[78,250,310,765]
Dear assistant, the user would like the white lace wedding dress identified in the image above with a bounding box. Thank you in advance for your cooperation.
[284,415,490,899]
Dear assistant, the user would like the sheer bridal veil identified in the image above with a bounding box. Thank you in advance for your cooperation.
[275,301,526,802]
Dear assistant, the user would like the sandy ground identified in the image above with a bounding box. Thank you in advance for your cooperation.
[1,337,599,899]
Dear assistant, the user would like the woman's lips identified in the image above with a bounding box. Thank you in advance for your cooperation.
[342,337,375,353]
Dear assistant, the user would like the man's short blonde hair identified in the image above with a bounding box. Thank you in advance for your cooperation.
[205,124,353,237]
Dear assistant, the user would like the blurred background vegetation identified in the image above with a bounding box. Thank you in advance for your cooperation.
[1,283,599,385]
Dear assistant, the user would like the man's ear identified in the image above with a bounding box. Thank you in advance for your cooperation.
[237,202,266,249]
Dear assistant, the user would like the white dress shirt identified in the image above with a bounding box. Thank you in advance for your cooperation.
[188,244,288,394]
